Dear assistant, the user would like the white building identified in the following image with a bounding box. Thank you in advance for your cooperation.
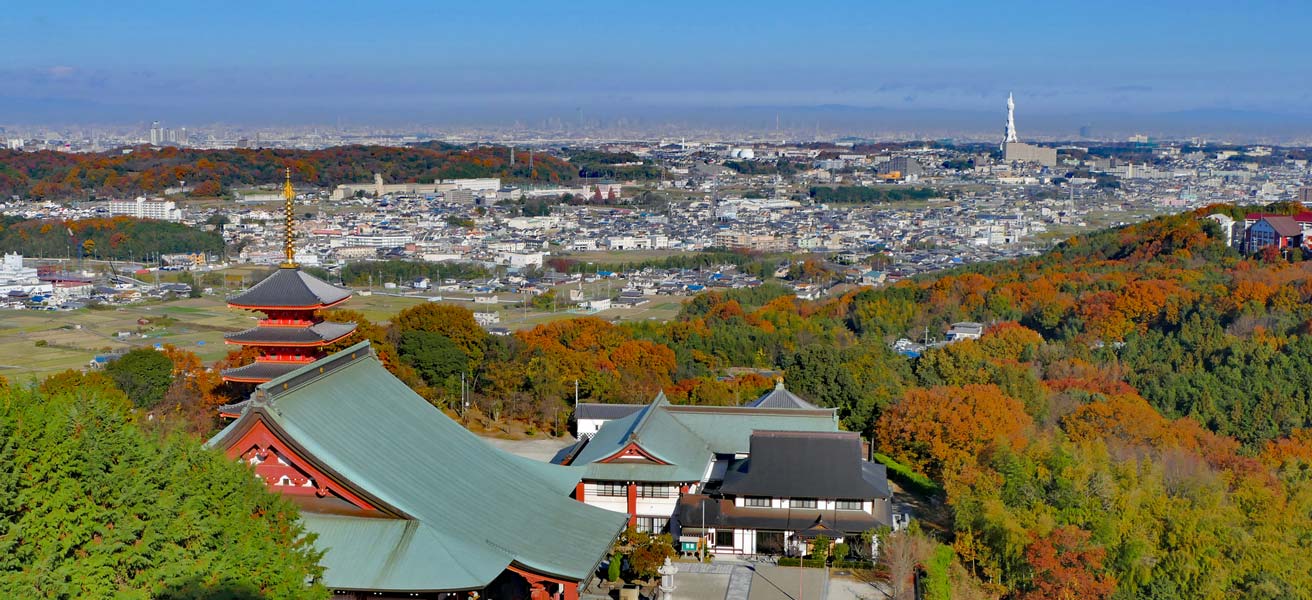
[107,197,182,221]
[339,232,414,247]
[0,253,52,298]
[500,252,544,269]
[330,174,501,200]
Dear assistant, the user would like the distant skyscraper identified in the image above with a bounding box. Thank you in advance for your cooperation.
[1002,93,1018,149]
[1079,125,1093,139]
[149,121,163,145]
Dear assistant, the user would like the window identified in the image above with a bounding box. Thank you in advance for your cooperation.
[756,531,785,555]
[836,499,864,510]
[597,483,627,497]
[636,517,669,533]
[715,530,736,547]
[742,496,771,508]
[789,498,817,509]
[638,484,672,498]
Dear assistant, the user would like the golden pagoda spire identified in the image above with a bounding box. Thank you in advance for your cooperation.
[281,167,297,268]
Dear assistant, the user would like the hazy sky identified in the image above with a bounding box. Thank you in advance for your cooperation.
[2,0,1310,127]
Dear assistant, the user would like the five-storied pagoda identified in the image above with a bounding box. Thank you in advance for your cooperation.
[220,169,356,394]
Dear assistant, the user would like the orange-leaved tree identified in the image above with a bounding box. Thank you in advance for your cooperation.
[875,384,1033,481]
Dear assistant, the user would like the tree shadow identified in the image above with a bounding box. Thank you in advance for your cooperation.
[156,579,270,600]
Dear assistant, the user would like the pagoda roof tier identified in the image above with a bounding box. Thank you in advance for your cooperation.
[224,321,357,347]
[227,267,352,310]
[221,361,305,384]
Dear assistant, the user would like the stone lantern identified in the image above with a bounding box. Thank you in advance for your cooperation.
[658,557,678,596]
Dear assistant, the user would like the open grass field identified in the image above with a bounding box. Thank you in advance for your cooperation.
[0,296,253,384]
[0,284,690,384]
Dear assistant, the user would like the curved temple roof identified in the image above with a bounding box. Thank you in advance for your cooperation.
[208,342,626,592]
[219,360,306,384]
[227,268,353,309]
[224,321,358,346]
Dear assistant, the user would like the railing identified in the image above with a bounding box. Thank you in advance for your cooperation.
[259,318,315,327]
[256,355,316,363]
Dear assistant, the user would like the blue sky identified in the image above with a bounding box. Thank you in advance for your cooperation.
[2,0,1310,127]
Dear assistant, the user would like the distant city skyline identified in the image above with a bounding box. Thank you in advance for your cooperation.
[2,1,1310,137]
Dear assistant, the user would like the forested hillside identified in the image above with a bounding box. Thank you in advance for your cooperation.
[0,144,579,199]
[0,215,224,261]
[35,201,1312,598]
[350,202,1310,598]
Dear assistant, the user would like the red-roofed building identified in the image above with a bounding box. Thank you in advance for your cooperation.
[1244,214,1307,254]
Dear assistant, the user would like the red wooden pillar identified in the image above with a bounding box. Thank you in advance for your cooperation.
[574,482,585,502]
[528,580,550,600]
[508,566,577,600]
[626,482,637,526]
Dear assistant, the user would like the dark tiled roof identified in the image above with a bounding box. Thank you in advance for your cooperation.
[220,361,305,383]
[224,321,357,345]
[575,403,646,420]
[228,268,352,309]
[720,431,888,500]
[675,495,885,535]
[217,398,251,417]
[747,382,819,409]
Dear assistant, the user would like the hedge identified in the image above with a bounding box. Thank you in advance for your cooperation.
[873,453,943,496]
[776,558,827,568]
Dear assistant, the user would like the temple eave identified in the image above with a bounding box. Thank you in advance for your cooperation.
[226,296,350,311]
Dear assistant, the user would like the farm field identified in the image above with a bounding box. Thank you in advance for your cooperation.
[0,286,688,383]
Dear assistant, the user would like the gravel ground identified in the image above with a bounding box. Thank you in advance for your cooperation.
[479,435,577,462]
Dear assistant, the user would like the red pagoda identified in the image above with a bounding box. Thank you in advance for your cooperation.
[221,169,356,395]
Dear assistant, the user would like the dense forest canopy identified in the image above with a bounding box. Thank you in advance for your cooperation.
[0,373,326,598]
[0,215,225,261]
[0,144,580,200]
[562,148,665,181]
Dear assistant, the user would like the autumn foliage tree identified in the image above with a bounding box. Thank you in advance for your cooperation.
[875,384,1033,480]
[1019,526,1115,600]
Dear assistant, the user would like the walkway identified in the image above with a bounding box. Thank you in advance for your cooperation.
[672,560,750,600]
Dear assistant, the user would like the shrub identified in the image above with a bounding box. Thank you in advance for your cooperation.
[832,542,850,563]
[607,553,621,582]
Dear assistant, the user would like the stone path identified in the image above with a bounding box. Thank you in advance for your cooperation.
[725,565,754,600]
[669,561,752,600]
[677,562,737,575]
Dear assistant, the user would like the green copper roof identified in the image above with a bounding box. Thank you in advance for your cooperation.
[210,342,626,592]
[567,394,840,483]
